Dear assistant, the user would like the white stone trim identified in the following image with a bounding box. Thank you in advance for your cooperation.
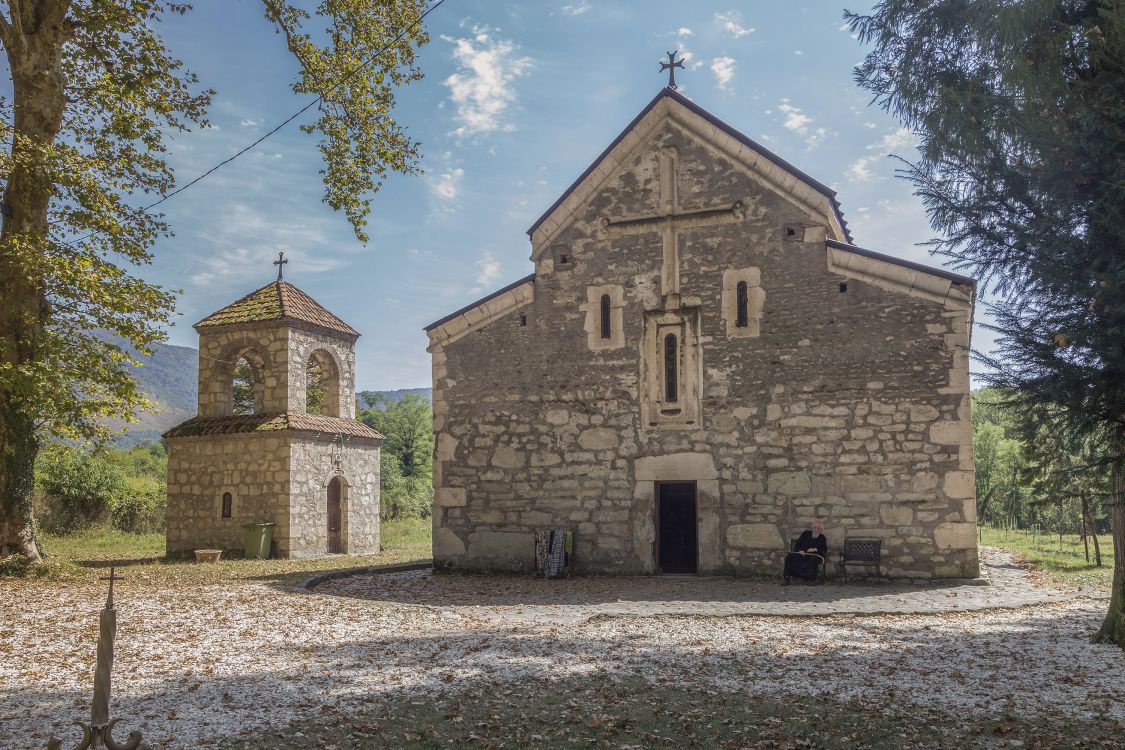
[425,280,535,350]
[721,267,765,338]
[580,285,625,350]
[826,245,974,310]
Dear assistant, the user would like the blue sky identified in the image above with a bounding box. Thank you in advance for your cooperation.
[146,1,981,391]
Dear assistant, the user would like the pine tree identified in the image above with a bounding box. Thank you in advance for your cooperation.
[847,0,1125,645]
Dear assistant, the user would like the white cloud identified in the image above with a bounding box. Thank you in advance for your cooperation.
[716,11,754,38]
[431,168,465,201]
[869,127,919,154]
[470,252,502,293]
[191,204,343,287]
[677,27,694,36]
[442,28,531,136]
[778,99,811,131]
[846,156,878,182]
[560,1,591,15]
[794,50,804,56]
[711,57,736,90]
[239,119,260,128]
[777,99,828,149]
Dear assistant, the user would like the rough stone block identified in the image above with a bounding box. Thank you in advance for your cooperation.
[578,427,619,450]
[727,523,782,549]
[634,453,718,481]
[492,446,526,469]
[943,471,975,499]
[435,487,467,507]
[933,521,977,550]
[434,527,466,558]
[929,420,969,445]
[879,505,914,526]
[467,530,535,568]
[767,471,811,495]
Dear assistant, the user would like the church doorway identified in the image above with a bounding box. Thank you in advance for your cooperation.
[327,476,343,553]
[657,481,697,574]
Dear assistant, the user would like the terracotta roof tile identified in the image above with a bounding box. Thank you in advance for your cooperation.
[164,413,383,441]
[194,281,360,337]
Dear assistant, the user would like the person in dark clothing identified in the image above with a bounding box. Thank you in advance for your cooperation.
[783,520,828,583]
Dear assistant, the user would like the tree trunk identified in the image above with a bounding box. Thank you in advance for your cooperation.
[1081,496,1090,563]
[0,2,74,562]
[1095,426,1125,647]
[1082,493,1103,567]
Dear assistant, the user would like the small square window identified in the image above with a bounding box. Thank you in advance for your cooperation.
[839,283,848,293]
[519,313,528,327]
[784,225,799,240]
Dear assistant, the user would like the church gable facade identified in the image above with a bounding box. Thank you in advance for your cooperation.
[427,89,977,579]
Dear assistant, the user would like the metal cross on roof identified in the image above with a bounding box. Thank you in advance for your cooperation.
[274,251,288,280]
[660,50,686,89]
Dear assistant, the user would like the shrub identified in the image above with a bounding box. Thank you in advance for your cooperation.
[380,451,433,521]
[110,475,167,534]
[35,446,129,534]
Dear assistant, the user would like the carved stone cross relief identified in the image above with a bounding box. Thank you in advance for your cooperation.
[598,145,744,306]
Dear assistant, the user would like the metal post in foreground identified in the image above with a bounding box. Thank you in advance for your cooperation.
[48,564,145,750]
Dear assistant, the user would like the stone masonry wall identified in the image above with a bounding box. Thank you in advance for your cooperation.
[197,323,291,417]
[166,432,292,556]
[287,324,358,420]
[431,116,976,578]
[288,436,380,558]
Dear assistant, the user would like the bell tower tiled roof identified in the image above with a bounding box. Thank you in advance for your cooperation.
[193,280,359,338]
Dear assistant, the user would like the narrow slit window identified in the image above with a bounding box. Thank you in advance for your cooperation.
[599,294,611,339]
[221,492,232,519]
[664,333,678,403]
[519,313,527,327]
[736,281,749,328]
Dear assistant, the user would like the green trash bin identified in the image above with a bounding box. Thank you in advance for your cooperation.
[241,522,275,559]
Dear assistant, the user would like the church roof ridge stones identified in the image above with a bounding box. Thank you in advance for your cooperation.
[163,411,383,441]
[194,279,360,339]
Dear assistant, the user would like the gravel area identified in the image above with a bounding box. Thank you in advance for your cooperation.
[1,549,1121,749]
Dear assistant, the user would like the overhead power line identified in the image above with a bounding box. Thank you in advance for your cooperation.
[58,0,448,247]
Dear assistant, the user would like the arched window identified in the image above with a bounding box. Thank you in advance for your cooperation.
[231,357,259,415]
[221,492,232,519]
[664,333,678,403]
[306,350,341,417]
[736,281,749,328]
[599,294,612,339]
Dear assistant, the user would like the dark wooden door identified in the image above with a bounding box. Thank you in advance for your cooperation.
[327,476,342,553]
[658,481,697,574]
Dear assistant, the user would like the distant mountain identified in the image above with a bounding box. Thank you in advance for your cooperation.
[106,337,198,448]
[99,335,429,446]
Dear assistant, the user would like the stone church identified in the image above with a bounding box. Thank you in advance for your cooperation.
[165,275,382,558]
[426,87,978,578]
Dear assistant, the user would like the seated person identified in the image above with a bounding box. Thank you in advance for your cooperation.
[783,520,828,583]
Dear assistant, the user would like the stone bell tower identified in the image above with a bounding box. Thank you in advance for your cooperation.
[164,264,383,559]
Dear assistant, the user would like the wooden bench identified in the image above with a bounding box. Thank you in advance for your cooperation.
[837,538,881,581]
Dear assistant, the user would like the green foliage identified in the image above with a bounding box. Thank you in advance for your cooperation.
[35,442,167,535]
[361,394,433,478]
[0,1,432,557]
[378,448,433,521]
[305,357,326,416]
[232,358,258,416]
[850,2,1125,642]
[35,446,129,533]
[360,394,434,520]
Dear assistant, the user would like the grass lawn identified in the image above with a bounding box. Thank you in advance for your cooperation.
[5,517,432,588]
[980,524,1114,591]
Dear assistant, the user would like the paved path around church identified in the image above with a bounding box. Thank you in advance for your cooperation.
[4,547,1121,750]
[311,547,1083,624]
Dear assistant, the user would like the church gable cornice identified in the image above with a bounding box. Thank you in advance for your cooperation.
[527,88,852,258]
[424,273,535,350]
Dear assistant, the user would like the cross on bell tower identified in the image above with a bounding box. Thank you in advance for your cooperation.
[274,251,288,280]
